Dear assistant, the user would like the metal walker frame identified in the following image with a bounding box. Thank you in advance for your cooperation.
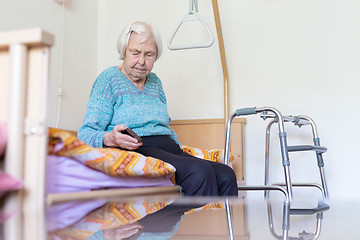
[224,107,329,204]
[223,107,330,240]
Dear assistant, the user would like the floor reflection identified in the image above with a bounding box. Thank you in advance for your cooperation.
[48,199,171,239]
[266,198,329,240]
[3,192,347,239]
[46,197,222,240]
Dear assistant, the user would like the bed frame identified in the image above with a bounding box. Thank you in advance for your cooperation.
[0,28,53,240]
[47,118,246,203]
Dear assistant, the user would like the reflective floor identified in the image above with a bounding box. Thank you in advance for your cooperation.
[1,190,360,240]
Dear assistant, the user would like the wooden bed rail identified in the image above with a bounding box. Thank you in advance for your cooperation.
[0,28,54,240]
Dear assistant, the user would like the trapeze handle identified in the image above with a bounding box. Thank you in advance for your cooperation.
[168,11,214,51]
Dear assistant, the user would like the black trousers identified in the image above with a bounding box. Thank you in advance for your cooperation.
[135,136,238,196]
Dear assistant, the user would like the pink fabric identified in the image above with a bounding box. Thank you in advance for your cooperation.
[0,122,23,223]
[0,121,7,157]
[0,209,21,223]
[0,171,23,196]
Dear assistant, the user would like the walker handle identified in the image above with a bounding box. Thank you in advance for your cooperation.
[235,107,257,116]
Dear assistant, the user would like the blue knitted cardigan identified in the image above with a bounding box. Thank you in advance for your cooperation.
[78,66,178,148]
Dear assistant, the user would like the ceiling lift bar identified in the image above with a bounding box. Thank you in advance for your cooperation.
[168,0,214,50]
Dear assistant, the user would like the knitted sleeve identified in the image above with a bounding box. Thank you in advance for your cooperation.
[78,74,114,148]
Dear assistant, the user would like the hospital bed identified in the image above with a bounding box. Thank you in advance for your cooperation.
[46,118,246,204]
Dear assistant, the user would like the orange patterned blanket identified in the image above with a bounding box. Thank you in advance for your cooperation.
[48,128,176,181]
[48,128,234,182]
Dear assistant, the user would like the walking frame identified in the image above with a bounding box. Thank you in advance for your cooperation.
[223,107,330,240]
[224,106,329,203]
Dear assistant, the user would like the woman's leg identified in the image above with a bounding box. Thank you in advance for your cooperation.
[137,145,219,196]
[201,158,238,196]
[136,136,238,196]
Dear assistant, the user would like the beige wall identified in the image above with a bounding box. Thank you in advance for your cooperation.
[0,0,98,130]
[1,0,360,201]
[97,0,360,202]
[97,0,225,120]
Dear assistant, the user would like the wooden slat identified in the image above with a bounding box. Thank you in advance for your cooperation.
[0,51,10,121]
[47,185,181,205]
[171,118,246,125]
[0,28,54,50]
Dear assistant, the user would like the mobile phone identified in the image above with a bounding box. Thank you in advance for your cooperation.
[121,128,142,143]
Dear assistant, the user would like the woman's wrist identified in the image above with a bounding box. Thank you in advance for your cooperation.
[103,131,114,147]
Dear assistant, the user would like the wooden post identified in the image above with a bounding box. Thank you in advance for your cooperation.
[211,0,230,124]
[0,28,54,240]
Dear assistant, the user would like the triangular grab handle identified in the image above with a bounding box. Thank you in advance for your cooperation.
[168,11,214,51]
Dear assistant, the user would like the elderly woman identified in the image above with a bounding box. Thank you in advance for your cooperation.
[78,21,238,196]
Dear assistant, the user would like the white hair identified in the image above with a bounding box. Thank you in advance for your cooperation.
[116,21,162,60]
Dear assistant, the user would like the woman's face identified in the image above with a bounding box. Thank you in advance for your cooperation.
[122,33,157,83]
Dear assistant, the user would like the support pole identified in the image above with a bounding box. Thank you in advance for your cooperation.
[211,0,230,123]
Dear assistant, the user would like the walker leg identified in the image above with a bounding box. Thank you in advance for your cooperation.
[225,198,234,240]
[264,121,275,198]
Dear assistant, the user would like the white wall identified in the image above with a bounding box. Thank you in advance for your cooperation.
[220,0,360,202]
[96,0,360,202]
[2,0,360,201]
[0,0,98,131]
[97,0,225,120]
[55,0,98,130]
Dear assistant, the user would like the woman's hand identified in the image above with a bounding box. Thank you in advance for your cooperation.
[103,222,143,240]
[103,124,143,150]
